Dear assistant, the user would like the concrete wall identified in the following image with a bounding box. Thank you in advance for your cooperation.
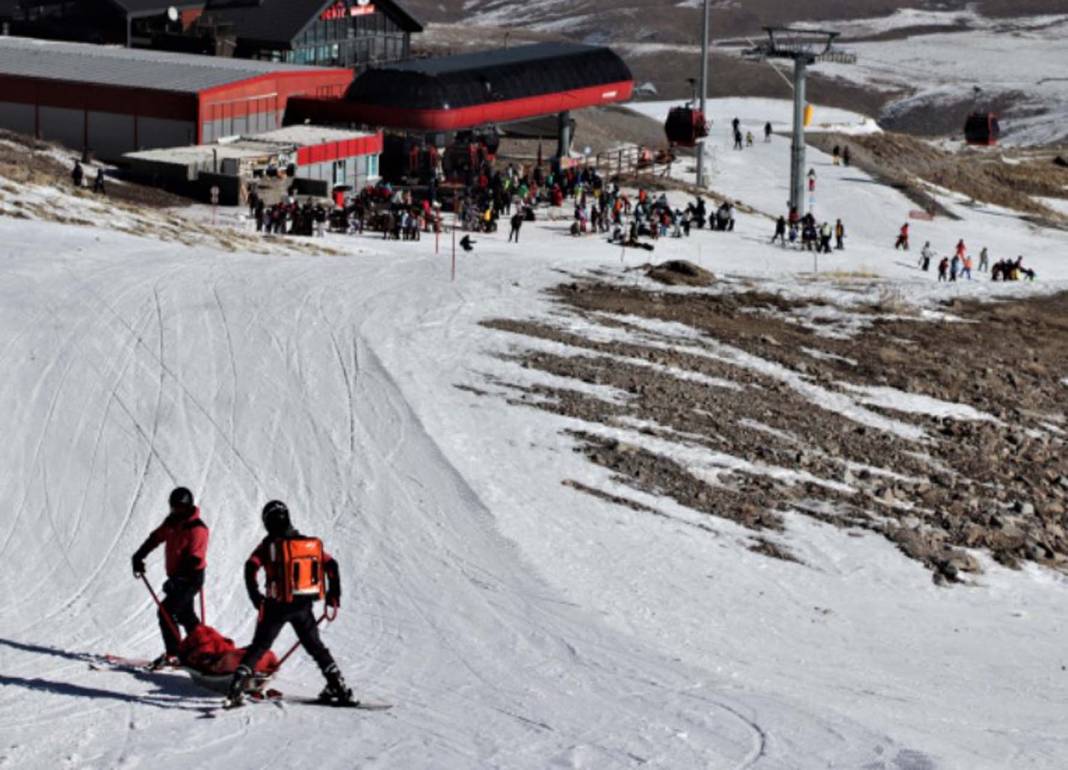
[138,117,197,150]
[0,101,35,136]
[38,106,84,151]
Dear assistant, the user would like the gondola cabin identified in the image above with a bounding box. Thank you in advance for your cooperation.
[964,112,1000,146]
[664,106,709,147]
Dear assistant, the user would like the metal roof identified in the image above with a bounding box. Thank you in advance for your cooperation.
[252,125,374,145]
[0,36,345,93]
[384,42,599,76]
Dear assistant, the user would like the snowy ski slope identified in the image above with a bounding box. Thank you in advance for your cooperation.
[1,97,1067,768]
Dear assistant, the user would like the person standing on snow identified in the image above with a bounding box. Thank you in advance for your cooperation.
[960,253,973,280]
[937,257,949,281]
[225,501,351,707]
[955,239,966,261]
[131,487,208,669]
[920,241,934,271]
[834,219,845,250]
[508,210,523,243]
[764,122,772,142]
[771,215,787,246]
[819,222,833,253]
[978,246,989,272]
[895,222,910,251]
[950,253,961,281]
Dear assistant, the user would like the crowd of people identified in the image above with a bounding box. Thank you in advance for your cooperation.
[771,207,846,253]
[918,239,1035,282]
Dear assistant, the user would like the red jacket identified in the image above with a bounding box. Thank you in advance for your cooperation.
[137,508,209,577]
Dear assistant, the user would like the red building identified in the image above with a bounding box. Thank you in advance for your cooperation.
[0,36,354,158]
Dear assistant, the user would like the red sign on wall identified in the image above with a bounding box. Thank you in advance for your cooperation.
[321,2,376,20]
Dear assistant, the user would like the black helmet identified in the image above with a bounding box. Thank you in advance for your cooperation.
[262,500,291,536]
[169,487,194,514]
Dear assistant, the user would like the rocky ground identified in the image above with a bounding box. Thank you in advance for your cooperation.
[478,265,1068,583]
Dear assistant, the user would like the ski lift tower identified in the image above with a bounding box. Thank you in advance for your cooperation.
[744,28,855,214]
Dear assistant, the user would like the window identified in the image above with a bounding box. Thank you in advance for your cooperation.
[367,155,379,178]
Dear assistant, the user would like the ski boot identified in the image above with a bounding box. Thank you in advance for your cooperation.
[318,663,355,705]
[147,653,178,671]
[223,665,252,709]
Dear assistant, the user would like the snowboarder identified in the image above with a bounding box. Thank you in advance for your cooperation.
[771,215,787,246]
[978,246,989,272]
[895,222,909,251]
[764,122,772,142]
[920,241,934,271]
[71,160,84,188]
[131,487,208,668]
[224,501,350,708]
[834,218,845,250]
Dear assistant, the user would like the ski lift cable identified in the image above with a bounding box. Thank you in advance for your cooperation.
[744,36,796,92]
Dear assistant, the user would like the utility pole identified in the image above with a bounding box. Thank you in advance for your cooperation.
[744,28,855,214]
[695,0,710,188]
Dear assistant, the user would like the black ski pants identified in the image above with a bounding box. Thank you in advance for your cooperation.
[160,572,202,655]
[239,599,335,674]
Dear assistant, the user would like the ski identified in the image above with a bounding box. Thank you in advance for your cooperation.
[283,696,392,711]
[89,654,179,673]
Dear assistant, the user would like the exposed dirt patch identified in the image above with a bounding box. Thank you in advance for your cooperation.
[479,277,1068,582]
[646,260,715,287]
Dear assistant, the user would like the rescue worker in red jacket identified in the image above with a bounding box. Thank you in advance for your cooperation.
[225,500,351,707]
[131,487,208,668]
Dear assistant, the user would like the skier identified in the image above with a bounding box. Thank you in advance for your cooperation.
[955,239,966,261]
[771,215,786,246]
[834,218,845,250]
[508,210,523,243]
[978,246,989,272]
[920,241,934,272]
[131,487,208,668]
[937,256,949,282]
[950,254,961,281]
[764,121,772,142]
[224,501,350,707]
[895,222,909,251]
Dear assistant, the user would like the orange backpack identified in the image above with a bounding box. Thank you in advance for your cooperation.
[267,538,325,603]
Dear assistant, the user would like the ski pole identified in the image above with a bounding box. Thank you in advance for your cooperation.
[140,574,182,643]
[274,608,335,672]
